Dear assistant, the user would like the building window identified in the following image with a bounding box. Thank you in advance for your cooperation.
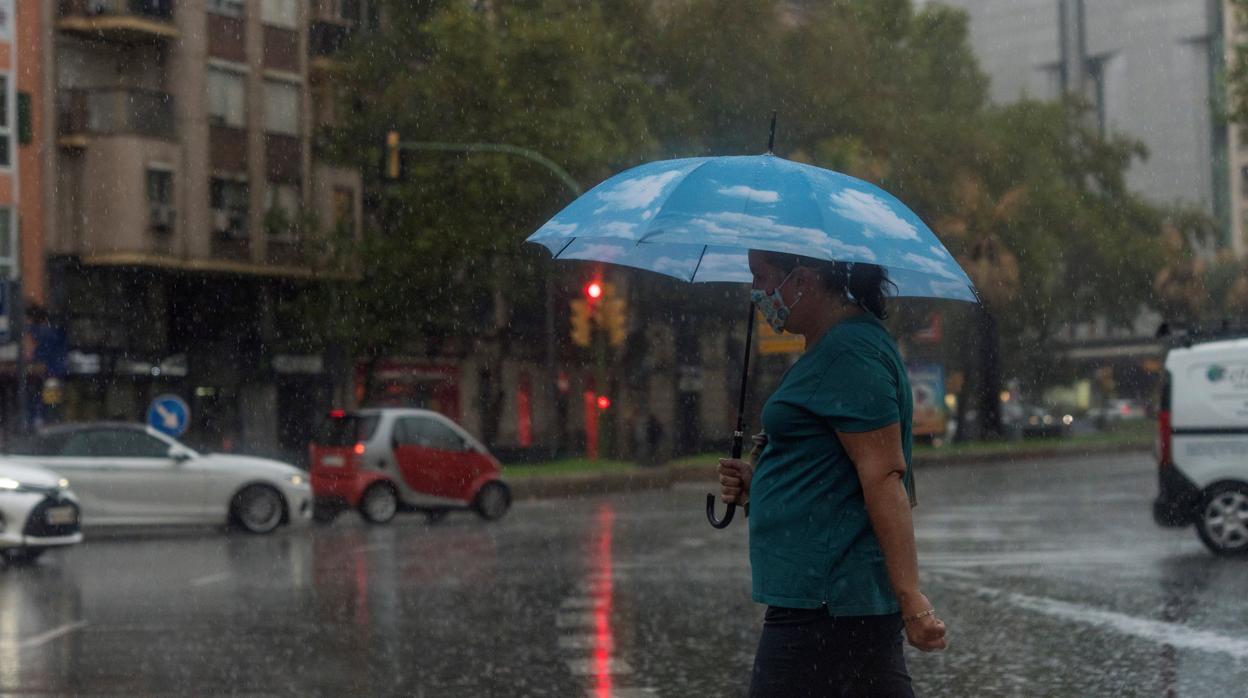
[147,169,175,231]
[210,178,249,239]
[0,208,12,279]
[207,0,245,18]
[265,182,301,240]
[16,92,30,145]
[207,67,247,128]
[264,80,300,136]
[332,186,355,233]
[0,75,10,168]
[261,0,300,29]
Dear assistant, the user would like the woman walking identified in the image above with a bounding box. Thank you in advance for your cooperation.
[718,251,947,697]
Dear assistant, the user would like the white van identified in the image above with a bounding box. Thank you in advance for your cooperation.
[1154,336,1248,555]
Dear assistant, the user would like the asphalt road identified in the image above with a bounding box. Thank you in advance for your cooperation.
[1,451,1244,697]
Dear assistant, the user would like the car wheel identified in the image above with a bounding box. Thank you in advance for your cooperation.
[2,548,45,565]
[1196,483,1248,556]
[231,485,286,535]
[473,481,511,521]
[359,483,399,525]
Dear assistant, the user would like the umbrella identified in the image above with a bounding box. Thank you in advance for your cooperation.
[527,129,978,528]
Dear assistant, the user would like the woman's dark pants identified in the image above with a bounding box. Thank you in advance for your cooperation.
[748,607,915,698]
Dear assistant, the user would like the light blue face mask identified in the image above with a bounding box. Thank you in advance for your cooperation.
[750,269,802,333]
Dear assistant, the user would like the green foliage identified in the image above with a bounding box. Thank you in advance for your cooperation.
[306,0,1176,408]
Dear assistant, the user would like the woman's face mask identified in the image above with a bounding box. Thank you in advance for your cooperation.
[750,268,801,333]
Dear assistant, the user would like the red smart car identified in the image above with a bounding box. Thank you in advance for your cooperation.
[309,408,510,524]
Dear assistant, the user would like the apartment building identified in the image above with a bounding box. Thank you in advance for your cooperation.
[28,0,367,459]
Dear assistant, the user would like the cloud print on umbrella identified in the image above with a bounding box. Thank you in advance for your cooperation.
[827,189,921,241]
[527,153,978,302]
[718,185,781,204]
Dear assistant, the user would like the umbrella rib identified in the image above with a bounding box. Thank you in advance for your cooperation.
[796,164,835,260]
[552,238,576,259]
[689,245,709,282]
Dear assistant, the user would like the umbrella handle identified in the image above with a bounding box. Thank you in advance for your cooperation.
[706,494,735,528]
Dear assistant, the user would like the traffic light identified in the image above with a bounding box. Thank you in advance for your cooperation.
[596,395,611,410]
[603,296,627,347]
[383,130,402,180]
[570,299,592,347]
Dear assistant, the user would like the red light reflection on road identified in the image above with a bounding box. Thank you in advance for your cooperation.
[592,504,615,698]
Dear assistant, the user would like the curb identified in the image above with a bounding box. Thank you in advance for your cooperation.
[509,442,1153,501]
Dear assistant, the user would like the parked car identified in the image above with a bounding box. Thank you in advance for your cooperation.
[309,408,510,525]
[6,423,312,534]
[0,460,83,564]
[1154,337,1248,555]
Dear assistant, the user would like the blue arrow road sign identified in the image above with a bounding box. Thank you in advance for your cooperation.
[148,394,190,437]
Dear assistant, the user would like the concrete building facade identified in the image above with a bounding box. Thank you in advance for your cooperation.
[26,0,366,460]
[927,0,1232,249]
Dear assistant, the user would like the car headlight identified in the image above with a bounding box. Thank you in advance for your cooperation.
[58,478,70,489]
[0,477,21,490]
[289,474,305,487]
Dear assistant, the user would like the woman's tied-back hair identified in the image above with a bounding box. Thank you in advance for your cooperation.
[759,251,896,320]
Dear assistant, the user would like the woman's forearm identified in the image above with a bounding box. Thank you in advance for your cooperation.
[861,472,922,605]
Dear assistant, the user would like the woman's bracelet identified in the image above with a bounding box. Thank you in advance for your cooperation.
[903,608,936,623]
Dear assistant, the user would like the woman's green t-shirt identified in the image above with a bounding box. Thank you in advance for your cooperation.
[749,313,913,615]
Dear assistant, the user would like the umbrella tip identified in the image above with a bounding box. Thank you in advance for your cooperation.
[767,111,777,153]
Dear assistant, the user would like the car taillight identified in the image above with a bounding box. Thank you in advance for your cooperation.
[1157,369,1172,468]
[353,442,366,456]
[1158,410,1172,468]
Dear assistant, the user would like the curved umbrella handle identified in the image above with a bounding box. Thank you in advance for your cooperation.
[706,493,736,528]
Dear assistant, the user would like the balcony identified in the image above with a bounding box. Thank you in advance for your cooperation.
[58,88,175,146]
[57,0,178,43]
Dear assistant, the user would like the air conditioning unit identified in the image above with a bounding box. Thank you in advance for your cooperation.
[149,204,176,231]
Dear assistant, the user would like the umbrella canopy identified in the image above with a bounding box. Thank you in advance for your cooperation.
[527,154,977,302]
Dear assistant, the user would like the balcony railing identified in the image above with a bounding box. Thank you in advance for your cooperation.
[59,0,174,21]
[58,89,175,140]
[58,0,177,42]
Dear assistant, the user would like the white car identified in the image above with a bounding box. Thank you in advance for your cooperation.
[0,460,83,564]
[7,423,312,534]
[1155,336,1248,555]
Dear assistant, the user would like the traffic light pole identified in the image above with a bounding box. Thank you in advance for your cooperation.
[385,137,583,460]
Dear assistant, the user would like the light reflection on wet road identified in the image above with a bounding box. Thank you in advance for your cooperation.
[0,452,1244,696]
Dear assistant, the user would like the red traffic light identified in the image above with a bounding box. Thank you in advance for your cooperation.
[586,282,603,300]
[596,395,611,410]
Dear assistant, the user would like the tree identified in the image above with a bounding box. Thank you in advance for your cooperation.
[312,0,667,442]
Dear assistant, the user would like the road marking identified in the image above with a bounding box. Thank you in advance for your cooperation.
[974,584,1248,660]
[565,658,634,675]
[556,612,596,629]
[558,634,612,650]
[17,620,87,649]
[189,572,232,587]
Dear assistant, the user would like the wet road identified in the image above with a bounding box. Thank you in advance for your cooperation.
[1,451,1245,696]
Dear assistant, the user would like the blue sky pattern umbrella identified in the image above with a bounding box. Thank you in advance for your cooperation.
[528,154,978,302]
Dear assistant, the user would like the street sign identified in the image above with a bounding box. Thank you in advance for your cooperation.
[148,394,190,437]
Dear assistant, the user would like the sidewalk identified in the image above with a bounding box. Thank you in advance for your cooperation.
[508,432,1154,501]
